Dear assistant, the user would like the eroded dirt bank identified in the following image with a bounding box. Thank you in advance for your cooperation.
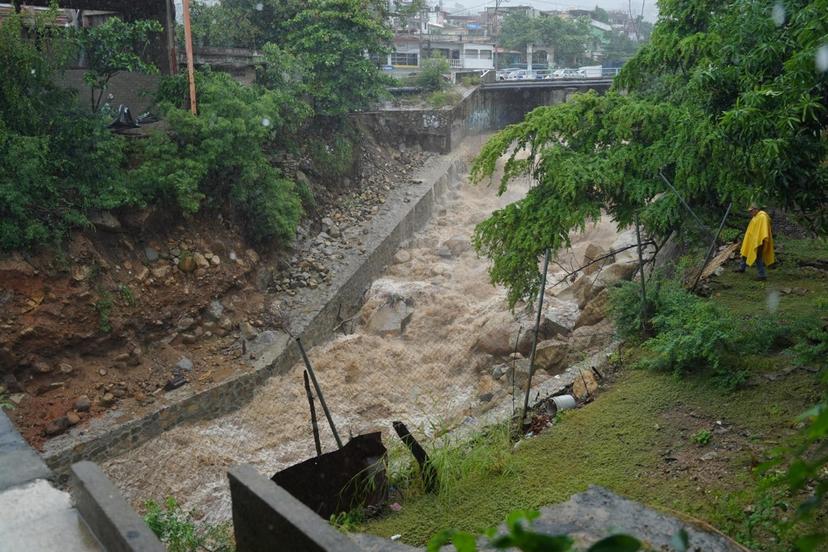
[101,147,641,523]
[1,130,432,448]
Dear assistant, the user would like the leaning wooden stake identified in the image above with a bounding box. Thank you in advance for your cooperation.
[303,370,322,456]
[297,338,343,449]
[691,202,732,292]
[520,249,550,429]
[393,421,437,493]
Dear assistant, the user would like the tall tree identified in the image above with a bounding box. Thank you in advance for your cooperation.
[471,0,828,306]
[284,0,392,117]
[499,13,592,66]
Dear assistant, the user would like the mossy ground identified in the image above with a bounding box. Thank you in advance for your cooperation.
[363,237,828,550]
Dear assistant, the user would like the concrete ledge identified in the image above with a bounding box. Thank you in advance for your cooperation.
[229,464,361,552]
[70,461,164,552]
[0,410,52,491]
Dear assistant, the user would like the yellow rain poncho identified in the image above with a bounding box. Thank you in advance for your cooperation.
[740,210,775,266]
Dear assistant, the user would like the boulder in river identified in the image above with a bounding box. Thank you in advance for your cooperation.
[534,338,569,374]
[366,298,414,336]
[574,289,610,329]
[474,313,519,356]
[443,236,471,256]
[583,243,613,275]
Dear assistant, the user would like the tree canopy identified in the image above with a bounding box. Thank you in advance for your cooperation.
[187,0,392,117]
[472,0,828,306]
[499,13,593,67]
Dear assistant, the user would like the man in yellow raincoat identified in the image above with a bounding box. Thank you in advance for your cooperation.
[735,204,775,280]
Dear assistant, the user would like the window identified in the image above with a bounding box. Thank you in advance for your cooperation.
[479,49,493,60]
[465,49,478,58]
[391,52,418,66]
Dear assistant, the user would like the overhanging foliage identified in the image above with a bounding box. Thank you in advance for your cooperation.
[471,0,828,306]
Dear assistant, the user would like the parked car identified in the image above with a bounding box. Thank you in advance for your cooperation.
[496,67,523,80]
[507,69,546,80]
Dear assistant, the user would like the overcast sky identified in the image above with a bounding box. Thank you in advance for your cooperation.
[444,0,658,21]
[172,1,658,23]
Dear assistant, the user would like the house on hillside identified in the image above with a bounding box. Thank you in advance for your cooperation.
[388,33,494,72]
[587,19,613,60]
[0,0,176,74]
[484,5,536,37]
[386,3,494,73]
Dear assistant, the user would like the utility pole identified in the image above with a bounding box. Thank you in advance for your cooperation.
[492,0,509,69]
[181,0,197,115]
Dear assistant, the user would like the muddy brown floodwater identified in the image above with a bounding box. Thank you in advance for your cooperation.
[103,148,635,524]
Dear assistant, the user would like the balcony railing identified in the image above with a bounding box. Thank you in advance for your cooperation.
[448,59,463,68]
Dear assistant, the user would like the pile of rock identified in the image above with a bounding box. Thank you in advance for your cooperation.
[481,241,640,389]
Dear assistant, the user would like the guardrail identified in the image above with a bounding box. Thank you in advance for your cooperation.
[481,77,614,89]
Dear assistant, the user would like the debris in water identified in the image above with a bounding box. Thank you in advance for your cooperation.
[271,432,387,518]
[163,375,187,392]
[393,421,438,493]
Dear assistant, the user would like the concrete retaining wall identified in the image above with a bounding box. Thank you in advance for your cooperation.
[229,464,362,552]
[355,83,606,154]
[70,461,164,552]
[42,155,467,473]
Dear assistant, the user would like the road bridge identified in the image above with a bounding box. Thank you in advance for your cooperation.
[357,78,614,153]
[481,78,615,91]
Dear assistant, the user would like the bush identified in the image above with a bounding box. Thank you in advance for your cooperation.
[132,70,306,244]
[0,12,130,251]
[611,279,742,374]
[417,56,451,91]
[461,74,481,87]
[428,90,462,109]
[305,125,357,181]
[610,276,808,381]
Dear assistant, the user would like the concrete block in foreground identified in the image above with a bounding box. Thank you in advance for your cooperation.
[229,464,362,552]
[70,461,164,552]
[0,410,52,491]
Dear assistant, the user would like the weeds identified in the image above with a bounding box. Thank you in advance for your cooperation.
[330,509,365,533]
[0,390,14,410]
[143,497,234,552]
[428,90,462,109]
[118,283,136,307]
[386,422,516,502]
[95,292,113,333]
[691,429,711,446]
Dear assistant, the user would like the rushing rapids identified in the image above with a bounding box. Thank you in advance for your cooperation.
[102,147,638,523]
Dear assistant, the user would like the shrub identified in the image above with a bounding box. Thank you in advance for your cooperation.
[428,90,462,109]
[610,279,739,374]
[417,56,451,91]
[461,74,481,87]
[642,282,737,373]
[132,70,306,244]
[305,125,357,181]
[0,11,130,251]
[144,497,233,552]
[691,429,711,446]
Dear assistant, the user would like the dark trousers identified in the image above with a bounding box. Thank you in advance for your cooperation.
[740,246,767,278]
